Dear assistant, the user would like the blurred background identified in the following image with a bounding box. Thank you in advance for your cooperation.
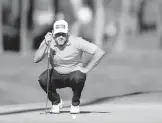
[0,0,162,106]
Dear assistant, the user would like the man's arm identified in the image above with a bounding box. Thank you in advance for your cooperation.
[34,32,52,63]
[77,37,105,73]
[33,40,47,63]
[84,47,105,73]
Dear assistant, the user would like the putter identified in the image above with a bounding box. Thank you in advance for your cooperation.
[41,42,51,115]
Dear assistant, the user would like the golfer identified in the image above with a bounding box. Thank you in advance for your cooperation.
[34,20,105,114]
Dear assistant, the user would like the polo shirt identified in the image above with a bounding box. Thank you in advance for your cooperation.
[42,35,98,74]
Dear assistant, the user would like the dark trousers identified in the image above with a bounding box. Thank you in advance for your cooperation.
[38,69,86,106]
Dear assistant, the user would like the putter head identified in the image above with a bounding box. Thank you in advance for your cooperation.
[40,107,51,115]
[40,111,51,115]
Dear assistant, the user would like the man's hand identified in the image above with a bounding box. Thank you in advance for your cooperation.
[45,32,53,45]
[77,66,88,74]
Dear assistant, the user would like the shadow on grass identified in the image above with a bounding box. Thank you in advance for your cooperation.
[0,108,110,116]
[81,91,148,106]
[0,91,160,115]
[46,111,110,114]
[61,111,110,114]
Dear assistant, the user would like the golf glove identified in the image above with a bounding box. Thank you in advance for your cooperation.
[45,32,53,45]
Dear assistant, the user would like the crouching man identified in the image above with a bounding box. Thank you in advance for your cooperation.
[34,20,105,114]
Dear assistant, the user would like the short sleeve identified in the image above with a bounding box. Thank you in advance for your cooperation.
[39,40,48,54]
[77,37,98,54]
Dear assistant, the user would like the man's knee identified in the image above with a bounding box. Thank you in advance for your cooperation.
[71,71,86,85]
[72,76,85,84]
[38,71,48,86]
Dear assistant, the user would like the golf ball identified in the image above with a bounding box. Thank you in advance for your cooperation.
[72,115,77,119]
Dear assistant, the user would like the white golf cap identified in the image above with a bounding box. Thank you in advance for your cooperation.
[53,20,68,34]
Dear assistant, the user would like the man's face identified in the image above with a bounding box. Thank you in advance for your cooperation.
[54,33,68,46]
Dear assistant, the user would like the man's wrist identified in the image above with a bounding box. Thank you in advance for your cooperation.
[82,67,89,73]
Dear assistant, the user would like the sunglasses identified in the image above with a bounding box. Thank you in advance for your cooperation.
[55,33,67,37]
